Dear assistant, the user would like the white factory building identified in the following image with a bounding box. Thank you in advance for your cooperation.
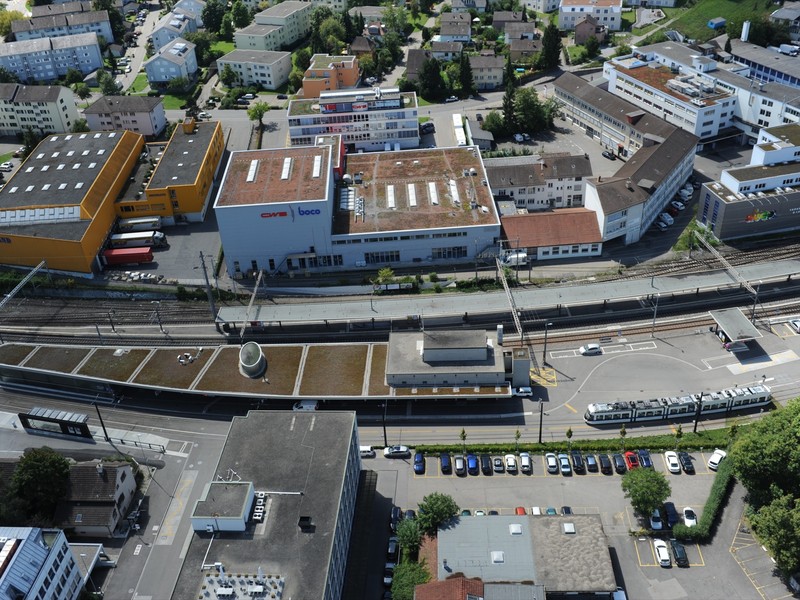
[213,137,500,277]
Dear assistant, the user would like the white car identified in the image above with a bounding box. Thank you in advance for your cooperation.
[519,452,532,473]
[789,319,800,333]
[664,451,681,474]
[579,344,602,356]
[504,454,518,473]
[558,453,571,475]
[653,539,671,567]
[670,200,686,211]
[650,509,663,530]
[683,506,697,527]
[545,452,558,474]
[125,66,132,73]
[513,133,525,142]
[383,445,411,458]
[707,448,727,470]
[0,162,13,171]
[474,510,486,516]
[653,220,669,231]
[512,386,532,397]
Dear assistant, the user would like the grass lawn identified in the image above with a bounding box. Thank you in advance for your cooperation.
[417,97,432,107]
[211,41,235,55]
[25,346,90,374]
[161,94,190,109]
[0,151,13,163]
[621,9,637,32]
[129,73,149,93]
[671,0,773,42]
[567,45,588,64]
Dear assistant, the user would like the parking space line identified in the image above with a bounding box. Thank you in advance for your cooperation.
[693,542,706,567]
[564,403,577,413]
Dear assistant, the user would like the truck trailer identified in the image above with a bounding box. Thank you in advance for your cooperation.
[108,231,168,248]
[102,248,154,266]
[117,216,162,232]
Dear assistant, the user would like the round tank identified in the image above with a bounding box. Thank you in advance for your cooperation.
[239,342,266,378]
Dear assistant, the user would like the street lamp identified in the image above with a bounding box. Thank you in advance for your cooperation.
[650,293,660,338]
[107,310,116,332]
[136,433,147,465]
[151,301,166,333]
[79,553,97,594]
[381,401,388,447]
[751,280,762,324]
[542,321,553,366]
[537,399,544,444]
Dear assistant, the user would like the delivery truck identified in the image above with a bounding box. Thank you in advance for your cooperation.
[102,248,154,266]
[117,216,162,232]
[108,231,168,248]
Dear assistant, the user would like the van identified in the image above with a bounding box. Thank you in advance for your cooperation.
[530,506,542,515]
[360,446,375,458]
[292,400,318,411]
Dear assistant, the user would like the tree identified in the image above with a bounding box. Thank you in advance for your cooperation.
[202,0,226,34]
[612,43,632,58]
[502,83,516,133]
[98,71,121,95]
[219,63,239,88]
[621,467,671,519]
[674,423,683,450]
[22,128,45,155]
[620,423,627,450]
[396,517,422,555]
[71,119,90,133]
[343,10,355,42]
[293,47,312,72]
[514,87,546,134]
[458,53,475,97]
[750,493,800,575]
[382,5,408,35]
[231,0,251,29]
[416,492,460,536]
[0,10,25,38]
[514,428,521,451]
[10,447,70,521]
[219,13,235,41]
[538,21,561,70]
[0,66,20,84]
[504,53,515,88]
[247,102,270,128]
[376,267,395,283]
[421,26,432,44]
[166,76,190,94]
[585,36,600,58]
[482,110,504,136]
[418,57,445,102]
[391,561,429,600]
[521,5,527,22]
[185,32,219,67]
[64,68,84,86]
[288,68,304,93]
[72,82,92,100]
[310,5,335,32]
[565,426,573,450]
[459,427,467,454]
[724,36,732,53]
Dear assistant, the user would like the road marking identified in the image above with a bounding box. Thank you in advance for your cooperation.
[564,403,577,413]
[156,470,197,546]
[134,544,142,556]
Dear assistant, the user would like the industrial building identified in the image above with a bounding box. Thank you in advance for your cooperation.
[174,410,359,600]
[0,119,225,274]
[287,87,421,152]
[213,138,499,277]
[698,123,800,240]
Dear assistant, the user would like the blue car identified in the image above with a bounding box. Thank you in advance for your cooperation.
[414,452,425,474]
[467,454,479,476]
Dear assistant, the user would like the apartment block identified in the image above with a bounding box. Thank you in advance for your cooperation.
[558,0,622,31]
[216,50,292,89]
[0,84,78,136]
[0,33,102,82]
[302,54,360,98]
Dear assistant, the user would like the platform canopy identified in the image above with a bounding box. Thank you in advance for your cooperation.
[709,308,763,342]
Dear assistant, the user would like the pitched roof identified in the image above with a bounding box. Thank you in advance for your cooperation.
[576,14,598,26]
[11,10,109,33]
[501,208,602,247]
[431,40,463,52]
[484,153,592,188]
[440,12,472,24]
[0,83,65,103]
[510,38,540,53]
[406,48,432,79]
[469,54,503,69]
[84,94,163,114]
[64,461,129,501]
[441,21,471,35]
[505,22,537,36]
[31,0,93,17]
[349,36,374,53]
[415,576,484,600]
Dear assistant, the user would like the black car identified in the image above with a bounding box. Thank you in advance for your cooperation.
[277,94,288,99]
[612,453,627,474]
[638,449,653,469]
[678,451,694,474]
[670,539,689,567]
[480,454,493,476]
[476,113,483,122]
[663,502,680,528]
[440,453,452,474]
[386,537,398,561]
[570,450,585,474]
[585,454,598,472]
[389,506,402,532]
[598,453,613,474]
[404,509,416,521]
[602,150,616,160]
[561,506,573,515]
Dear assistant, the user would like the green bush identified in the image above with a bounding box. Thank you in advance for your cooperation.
[673,458,734,542]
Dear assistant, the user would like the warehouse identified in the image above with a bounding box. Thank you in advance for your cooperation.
[214,137,500,277]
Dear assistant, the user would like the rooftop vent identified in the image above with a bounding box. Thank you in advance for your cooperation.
[298,516,314,531]
[491,551,505,563]
[563,522,576,534]
[508,523,522,535]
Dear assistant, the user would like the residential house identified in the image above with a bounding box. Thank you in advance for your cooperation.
[234,24,285,52]
[174,0,206,26]
[143,38,198,87]
[465,118,494,150]
[501,208,603,260]
[528,0,560,12]
[151,11,197,51]
[0,84,79,137]
[504,21,538,43]
[349,36,375,59]
[559,0,622,31]
[11,10,113,42]
[84,95,167,138]
[439,20,471,43]
[430,41,462,61]
[347,5,385,21]
[415,577,485,600]
[469,53,504,90]
[452,0,486,12]
[53,460,137,538]
[253,1,312,46]
[365,21,386,39]
[491,11,523,32]
[302,54,360,98]
[0,33,103,82]
[510,38,540,61]
[405,48,433,82]
[31,1,93,17]
[574,15,607,45]
[216,49,292,89]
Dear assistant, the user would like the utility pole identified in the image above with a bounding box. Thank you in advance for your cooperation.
[94,401,110,442]
[199,251,217,319]
[651,293,660,337]
[537,399,544,444]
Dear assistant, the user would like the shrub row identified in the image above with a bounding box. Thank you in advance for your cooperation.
[672,458,734,542]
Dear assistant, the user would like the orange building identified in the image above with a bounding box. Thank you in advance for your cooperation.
[302,54,360,98]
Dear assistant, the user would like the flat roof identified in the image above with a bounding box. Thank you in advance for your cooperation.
[528,514,616,593]
[727,159,800,182]
[386,330,505,376]
[710,307,763,341]
[333,146,498,235]
[762,123,800,147]
[192,481,250,518]
[424,329,486,350]
[729,38,800,82]
[172,410,356,600]
[288,88,414,116]
[215,145,330,208]
[614,63,731,106]
[149,121,219,189]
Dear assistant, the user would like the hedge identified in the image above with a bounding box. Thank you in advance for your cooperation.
[672,457,735,542]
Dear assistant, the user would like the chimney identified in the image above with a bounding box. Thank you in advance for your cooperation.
[96,462,104,475]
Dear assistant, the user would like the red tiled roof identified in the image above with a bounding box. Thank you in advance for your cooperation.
[501,208,602,247]
[414,576,484,600]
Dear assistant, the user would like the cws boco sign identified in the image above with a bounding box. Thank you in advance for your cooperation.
[260,207,322,219]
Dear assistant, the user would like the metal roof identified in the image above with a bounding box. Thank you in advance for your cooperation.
[709,307,763,341]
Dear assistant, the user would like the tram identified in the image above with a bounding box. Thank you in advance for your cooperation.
[583,385,772,425]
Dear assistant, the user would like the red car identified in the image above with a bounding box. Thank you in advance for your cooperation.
[624,451,640,470]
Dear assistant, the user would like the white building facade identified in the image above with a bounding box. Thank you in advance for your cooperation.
[151,12,197,51]
[144,38,198,86]
[0,33,102,82]
[559,0,622,31]
[253,1,312,45]
[11,10,113,42]
[216,50,292,89]
[84,95,167,137]
[0,84,79,136]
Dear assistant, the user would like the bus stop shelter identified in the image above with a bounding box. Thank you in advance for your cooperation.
[709,308,763,350]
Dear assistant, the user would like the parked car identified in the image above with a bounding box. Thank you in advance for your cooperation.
[707,448,727,470]
[197,111,211,119]
[790,319,800,333]
[413,452,425,474]
[242,93,256,100]
[654,539,671,567]
[512,386,533,397]
[654,221,669,231]
[612,453,627,474]
[586,453,598,472]
[678,451,694,474]
[624,451,640,470]
[579,343,602,356]
[513,133,525,142]
[519,452,532,473]
[558,453,571,475]
[570,450,585,474]
[602,150,617,160]
[404,509,416,521]
[480,454,492,476]
[659,212,674,225]
[667,206,680,217]
[389,506,402,531]
[561,506,573,515]
[493,457,505,473]
[670,200,686,211]
[598,453,613,474]
[455,455,466,476]
[461,509,471,516]
[383,563,395,586]
[546,507,558,515]
[386,536,398,561]
[440,453,452,474]
[664,451,681,474]
[683,506,698,527]
[545,452,558,474]
[638,449,653,469]
[474,510,486,516]
[445,95,459,103]
[515,506,527,515]
[670,539,689,567]
[650,509,663,530]
[664,502,680,528]
[0,162,13,171]
[384,445,411,458]
[505,454,518,473]
[476,113,483,121]
[277,94,288,99]
[467,454,479,476]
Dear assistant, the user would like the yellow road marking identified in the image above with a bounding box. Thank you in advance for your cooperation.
[564,403,577,414]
